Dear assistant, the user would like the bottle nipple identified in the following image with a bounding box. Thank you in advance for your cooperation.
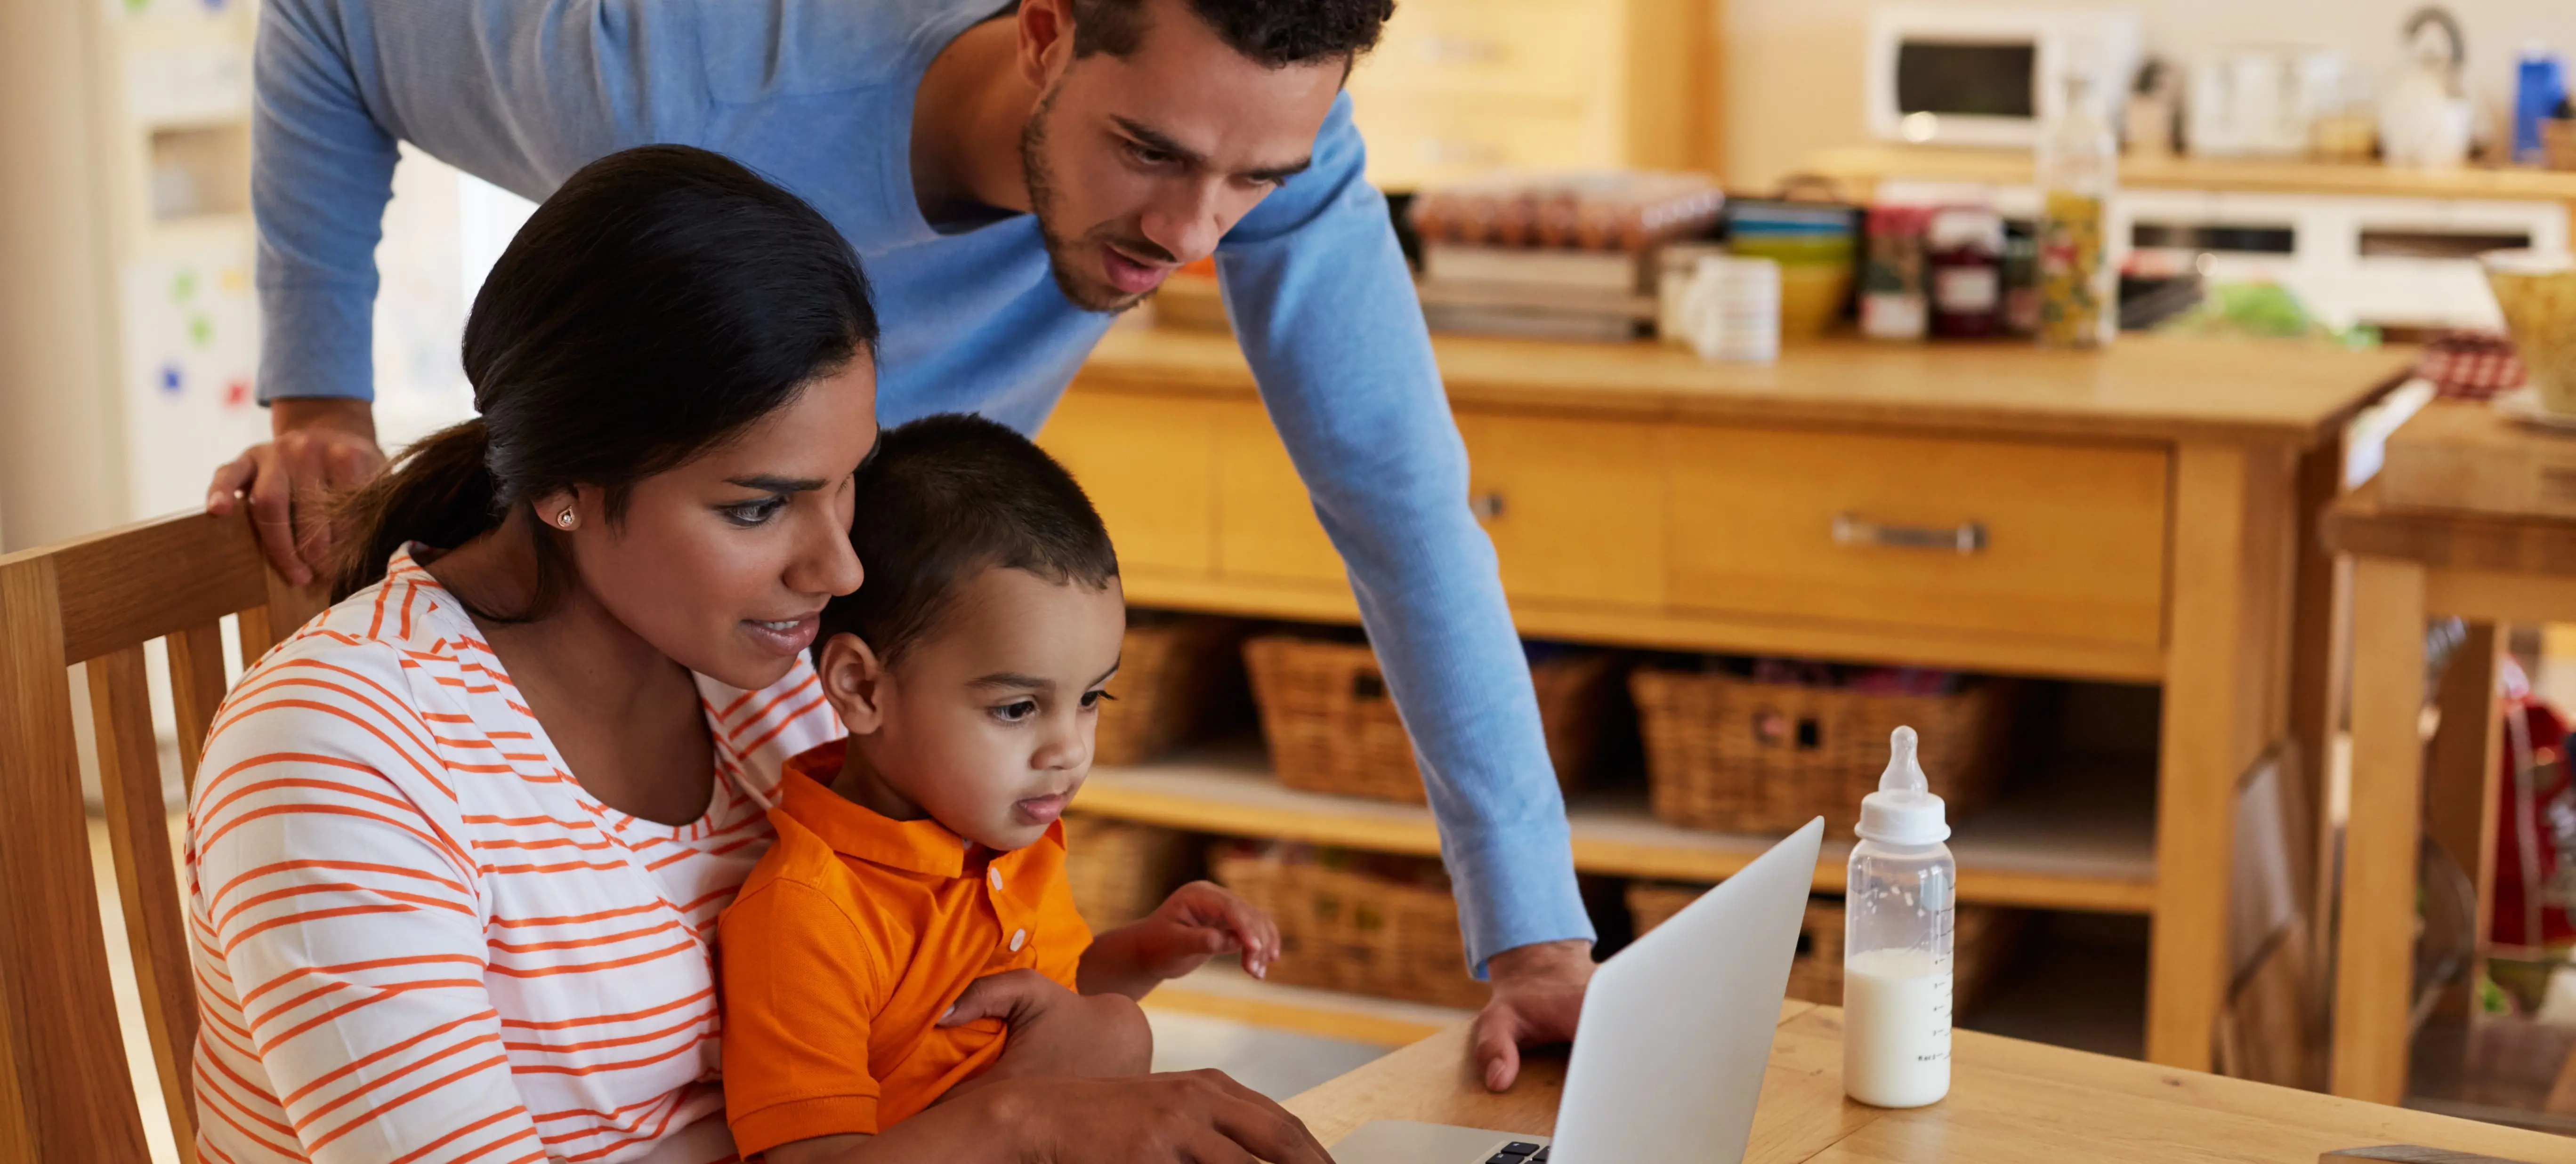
[1858,725,1949,844]
[1879,725,1926,795]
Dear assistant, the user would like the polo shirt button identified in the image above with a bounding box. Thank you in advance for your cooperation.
[1009,928,1027,952]
[988,867,1003,891]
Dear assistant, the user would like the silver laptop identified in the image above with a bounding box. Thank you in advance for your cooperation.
[1332,818,1824,1164]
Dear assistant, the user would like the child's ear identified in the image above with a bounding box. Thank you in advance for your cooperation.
[816,632,889,734]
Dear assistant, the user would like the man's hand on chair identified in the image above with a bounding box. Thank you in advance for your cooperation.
[206,398,385,586]
[1471,938,1595,1092]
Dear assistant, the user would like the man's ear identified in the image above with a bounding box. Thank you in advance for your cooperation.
[1015,0,1074,90]
[817,632,890,735]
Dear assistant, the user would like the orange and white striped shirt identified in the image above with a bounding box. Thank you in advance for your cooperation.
[186,548,842,1164]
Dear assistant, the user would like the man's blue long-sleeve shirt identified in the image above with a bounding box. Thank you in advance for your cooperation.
[253,0,1593,970]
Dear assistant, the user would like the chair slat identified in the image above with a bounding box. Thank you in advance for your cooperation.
[87,645,200,1153]
[167,619,230,794]
[0,556,154,1161]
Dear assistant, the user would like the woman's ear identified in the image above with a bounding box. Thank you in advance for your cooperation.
[817,632,889,735]
[531,487,582,533]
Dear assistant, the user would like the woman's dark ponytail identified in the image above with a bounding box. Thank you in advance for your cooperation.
[322,144,878,610]
[329,420,499,601]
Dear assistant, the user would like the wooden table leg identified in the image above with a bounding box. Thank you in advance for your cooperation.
[2334,554,2431,1103]
[2151,443,2296,1071]
[2423,622,2502,1021]
[2289,439,2350,931]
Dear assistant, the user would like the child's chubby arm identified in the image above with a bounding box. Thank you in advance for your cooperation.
[1075,880,1282,1000]
[934,967,1154,1088]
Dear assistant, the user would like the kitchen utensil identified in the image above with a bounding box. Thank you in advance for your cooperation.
[2380,6,2475,170]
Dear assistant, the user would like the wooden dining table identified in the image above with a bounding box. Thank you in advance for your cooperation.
[1284,1001,2576,1163]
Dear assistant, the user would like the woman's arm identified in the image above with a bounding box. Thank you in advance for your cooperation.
[766,1070,1333,1164]
[191,653,547,1161]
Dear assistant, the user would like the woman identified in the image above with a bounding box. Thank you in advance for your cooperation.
[189,145,1325,1164]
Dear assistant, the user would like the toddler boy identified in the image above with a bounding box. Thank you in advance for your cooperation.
[718,414,1279,1162]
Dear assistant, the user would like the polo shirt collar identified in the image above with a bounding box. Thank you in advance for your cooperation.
[779,740,969,878]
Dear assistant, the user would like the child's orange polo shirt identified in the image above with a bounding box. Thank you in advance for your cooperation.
[717,739,1091,1156]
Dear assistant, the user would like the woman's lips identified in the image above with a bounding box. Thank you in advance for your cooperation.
[1101,247,1170,296]
[742,614,820,657]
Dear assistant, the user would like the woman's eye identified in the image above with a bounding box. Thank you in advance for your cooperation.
[993,699,1039,723]
[720,498,788,527]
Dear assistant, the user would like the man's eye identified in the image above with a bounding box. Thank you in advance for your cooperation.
[720,498,788,527]
[1127,142,1173,166]
[994,699,1039,723]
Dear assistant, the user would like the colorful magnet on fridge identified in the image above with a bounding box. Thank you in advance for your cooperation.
[159,364,184,395]
[224,379,250,407]
[189,313,214,347]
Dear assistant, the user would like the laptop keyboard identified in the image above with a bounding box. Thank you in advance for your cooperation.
[1483,1142,1549,1164]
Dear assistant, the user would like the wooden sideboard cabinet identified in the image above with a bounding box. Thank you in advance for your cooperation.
[1040,324,2410,1077]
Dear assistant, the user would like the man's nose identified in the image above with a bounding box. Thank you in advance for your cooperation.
[1138,182,1227,265]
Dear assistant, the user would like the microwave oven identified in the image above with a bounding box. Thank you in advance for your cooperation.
[1865,6,2141,149]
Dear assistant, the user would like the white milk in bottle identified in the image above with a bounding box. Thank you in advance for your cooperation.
[1841,726,1955,1108]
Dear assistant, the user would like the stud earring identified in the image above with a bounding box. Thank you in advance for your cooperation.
[555,510,576,529]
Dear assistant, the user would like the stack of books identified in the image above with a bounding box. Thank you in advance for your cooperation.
[1408,172,1722,342]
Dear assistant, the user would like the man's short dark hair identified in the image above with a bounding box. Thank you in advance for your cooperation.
[1070,0,1394,69]
[816,413,1120,667]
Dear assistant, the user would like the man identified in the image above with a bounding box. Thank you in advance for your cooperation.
[210,0,1594,1141]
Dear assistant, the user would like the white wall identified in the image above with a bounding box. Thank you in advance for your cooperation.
[1723,0,2576,189]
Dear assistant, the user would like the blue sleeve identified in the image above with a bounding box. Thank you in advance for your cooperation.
[1215,94,1595,973]
[251,0,711,402]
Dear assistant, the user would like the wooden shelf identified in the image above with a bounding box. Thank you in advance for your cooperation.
[1801,144,2576,206]
[1074,744,2157,914]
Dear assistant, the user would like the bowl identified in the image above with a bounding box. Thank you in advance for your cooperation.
[2482,250,2576,415]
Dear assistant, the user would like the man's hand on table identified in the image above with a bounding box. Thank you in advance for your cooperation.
[205,397,386,586]
[1471,938,1595,1092]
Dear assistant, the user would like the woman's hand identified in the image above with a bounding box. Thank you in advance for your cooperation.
[938,968,1153,1083]
[1076,880,1280,998]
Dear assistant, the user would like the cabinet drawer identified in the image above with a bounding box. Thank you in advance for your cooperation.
[1035,392,1219,576]
[1666,427,2169,649]
[1462,413,1664,608]
[1214,401,1345,586]
[1349,5,1604,104]
[1349,96,1601,189]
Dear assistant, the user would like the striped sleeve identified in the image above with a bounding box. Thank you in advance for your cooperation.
[191,645,544,1164]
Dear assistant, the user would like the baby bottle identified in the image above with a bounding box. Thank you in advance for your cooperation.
[1841,726,1955,1108]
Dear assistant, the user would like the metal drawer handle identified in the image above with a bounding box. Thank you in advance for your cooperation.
[1470,491,1506,521]
[1832,513,1987,554]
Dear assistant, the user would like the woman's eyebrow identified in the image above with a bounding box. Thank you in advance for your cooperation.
[725,473,830,493]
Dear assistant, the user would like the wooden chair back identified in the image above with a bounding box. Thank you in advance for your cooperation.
[0,508,326,1162]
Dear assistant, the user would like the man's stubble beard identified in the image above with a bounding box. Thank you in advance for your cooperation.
[1021,87,1154,315]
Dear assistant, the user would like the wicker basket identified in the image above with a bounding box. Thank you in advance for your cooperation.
[1210,841,1487,1010]
[1629,668,2014,834]
[1093,615,1245,768]
[1062,817,1199,931]
[1625,882,2022,1011]
[1244,635,1620,803]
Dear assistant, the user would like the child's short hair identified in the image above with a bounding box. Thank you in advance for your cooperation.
[818,413,1119,666]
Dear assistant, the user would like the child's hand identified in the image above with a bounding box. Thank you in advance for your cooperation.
[1133,881,1280,980]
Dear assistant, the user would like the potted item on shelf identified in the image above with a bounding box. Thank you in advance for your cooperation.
[1209,840,1486,1010]
[1062,818,1202,931]
[1242,633,1621,803]
[1625,883,2025,1015]
[1094,611,1249,768]
[1627,657,2018,835]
